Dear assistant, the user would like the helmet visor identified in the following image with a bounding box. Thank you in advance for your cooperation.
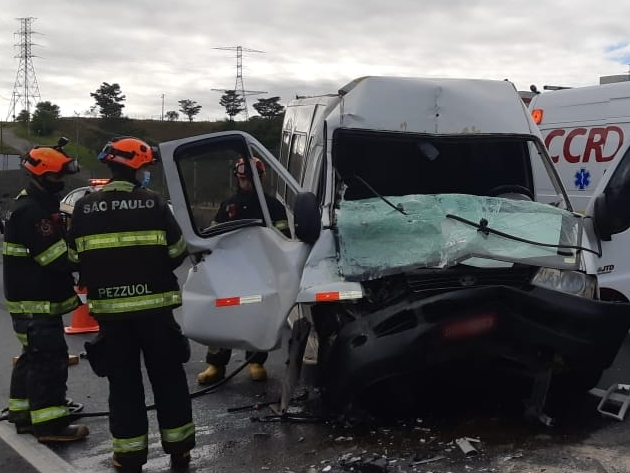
[62,159,80,175]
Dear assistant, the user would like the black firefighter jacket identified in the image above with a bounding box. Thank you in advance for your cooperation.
[2,182,80,316]
[67,180,188,321]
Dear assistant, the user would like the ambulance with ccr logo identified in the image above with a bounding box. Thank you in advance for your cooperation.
[530,80,630,303]
[529,81,630,213]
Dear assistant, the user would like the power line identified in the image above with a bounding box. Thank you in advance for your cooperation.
[212,46,266,119]
[7,17,42,125]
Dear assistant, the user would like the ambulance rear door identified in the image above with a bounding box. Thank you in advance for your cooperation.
[159,132,312,352]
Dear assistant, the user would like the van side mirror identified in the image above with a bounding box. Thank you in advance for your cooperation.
[294,192,321,244]
[593,193,612,241]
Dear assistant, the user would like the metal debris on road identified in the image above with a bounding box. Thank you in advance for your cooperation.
[411,455,447,465]
[455,437,479,456]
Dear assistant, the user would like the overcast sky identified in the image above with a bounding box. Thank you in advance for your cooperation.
[1,1,629,122]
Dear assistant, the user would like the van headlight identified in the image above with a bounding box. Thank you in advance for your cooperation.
[531,268,597,298]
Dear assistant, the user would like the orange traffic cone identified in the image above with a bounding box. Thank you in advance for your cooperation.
[65,286,99,334]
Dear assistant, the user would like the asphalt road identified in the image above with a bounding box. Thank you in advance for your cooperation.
[2,237,630,472]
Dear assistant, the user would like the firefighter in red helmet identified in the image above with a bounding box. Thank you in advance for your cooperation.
[67,137,195,472]
[197,156,290,385]
[3,137,89,442]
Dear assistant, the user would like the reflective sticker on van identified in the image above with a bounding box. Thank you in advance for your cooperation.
[215,295,263,307]
[315,290,363,302]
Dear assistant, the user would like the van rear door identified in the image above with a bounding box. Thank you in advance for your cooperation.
[159,132,311,351]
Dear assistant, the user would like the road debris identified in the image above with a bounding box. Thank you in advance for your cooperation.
[590,384,630,421]
[455,437,479,456]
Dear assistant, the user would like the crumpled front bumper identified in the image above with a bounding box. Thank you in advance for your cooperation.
[320,285,630,405]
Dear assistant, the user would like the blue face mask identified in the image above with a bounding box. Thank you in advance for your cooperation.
[136,170,151,187]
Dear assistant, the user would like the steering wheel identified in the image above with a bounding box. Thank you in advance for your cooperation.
[487,185,534,201]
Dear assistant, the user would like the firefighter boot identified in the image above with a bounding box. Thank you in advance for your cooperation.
[36,424,89,443]
[249,363,267,381]
[197,364,226,385]
[113,453,143,473]
[170,451,192,471]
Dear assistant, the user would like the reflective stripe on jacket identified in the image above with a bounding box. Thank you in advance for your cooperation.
[67,180,188,320]
[2,184,80,316]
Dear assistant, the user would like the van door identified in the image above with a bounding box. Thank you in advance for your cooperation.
[159,131,312,351]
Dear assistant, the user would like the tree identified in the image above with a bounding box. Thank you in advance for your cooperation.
[165,110,179,121]
[31,101,61,136]
[90,82,126,119]
[253,96,284,119]
[178,100,202,122]
[219,90,245,121]
[15,109,30,124]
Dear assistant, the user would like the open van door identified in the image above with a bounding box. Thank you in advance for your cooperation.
[159,132,314,351]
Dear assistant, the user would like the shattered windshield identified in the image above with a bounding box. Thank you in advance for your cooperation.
[336,194,582,281]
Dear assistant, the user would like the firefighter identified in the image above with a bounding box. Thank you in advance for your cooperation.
[197,156,290,385]
[2,138,89,442]
[67,137,194,472]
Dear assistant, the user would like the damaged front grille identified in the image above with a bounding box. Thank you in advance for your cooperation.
[406,266,536,297]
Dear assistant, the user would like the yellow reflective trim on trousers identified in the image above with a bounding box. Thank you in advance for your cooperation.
[31,405,69,424]
[68,247,79,263]
[168,236,186,258]
[34,239,68,266]
[9,398,29,412]
[113,434,148,453]
[14,331,28,346]
[89,291,182,314]
[2,241,30,257]
[75,230,167,253]
[160,422,195,444]
[8,295,79,315]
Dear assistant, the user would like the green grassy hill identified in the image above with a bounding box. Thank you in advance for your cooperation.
[2,116,283,202]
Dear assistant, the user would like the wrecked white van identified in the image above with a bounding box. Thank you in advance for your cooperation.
[160,76,630,422]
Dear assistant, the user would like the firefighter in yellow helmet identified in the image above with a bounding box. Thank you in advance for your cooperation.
[2,137,89,442]
[197,156,290,385]
[67,137,194,472]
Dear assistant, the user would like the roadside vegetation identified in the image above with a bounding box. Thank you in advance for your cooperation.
[1,82,286,200]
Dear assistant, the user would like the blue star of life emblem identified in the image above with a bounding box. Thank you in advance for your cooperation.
[574,168,591,190]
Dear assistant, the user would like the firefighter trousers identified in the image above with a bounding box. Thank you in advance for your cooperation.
[98,312,195,468]
[9,315,71,435]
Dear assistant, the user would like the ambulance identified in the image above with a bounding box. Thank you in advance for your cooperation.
[528,81,630,213]
[160,76,630,420]
[529,81,630,303]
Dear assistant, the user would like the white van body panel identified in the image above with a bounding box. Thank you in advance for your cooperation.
[296,229,363,303]
[529,82,630,213]
[332,77,538,135]
[181,227,311,351]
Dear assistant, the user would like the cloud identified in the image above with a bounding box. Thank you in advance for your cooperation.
[2,0,630,121]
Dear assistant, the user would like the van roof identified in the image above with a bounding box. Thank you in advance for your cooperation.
[529,81,630,125]
[325,76,537,136]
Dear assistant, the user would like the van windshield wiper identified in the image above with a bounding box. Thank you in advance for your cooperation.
[352,175,408,215]
[446,214,602,257]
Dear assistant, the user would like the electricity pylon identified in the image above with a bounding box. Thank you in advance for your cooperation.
[212,46,266,119]
[7,17,42,123]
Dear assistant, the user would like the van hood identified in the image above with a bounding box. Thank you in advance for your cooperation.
[336,193,582,281]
